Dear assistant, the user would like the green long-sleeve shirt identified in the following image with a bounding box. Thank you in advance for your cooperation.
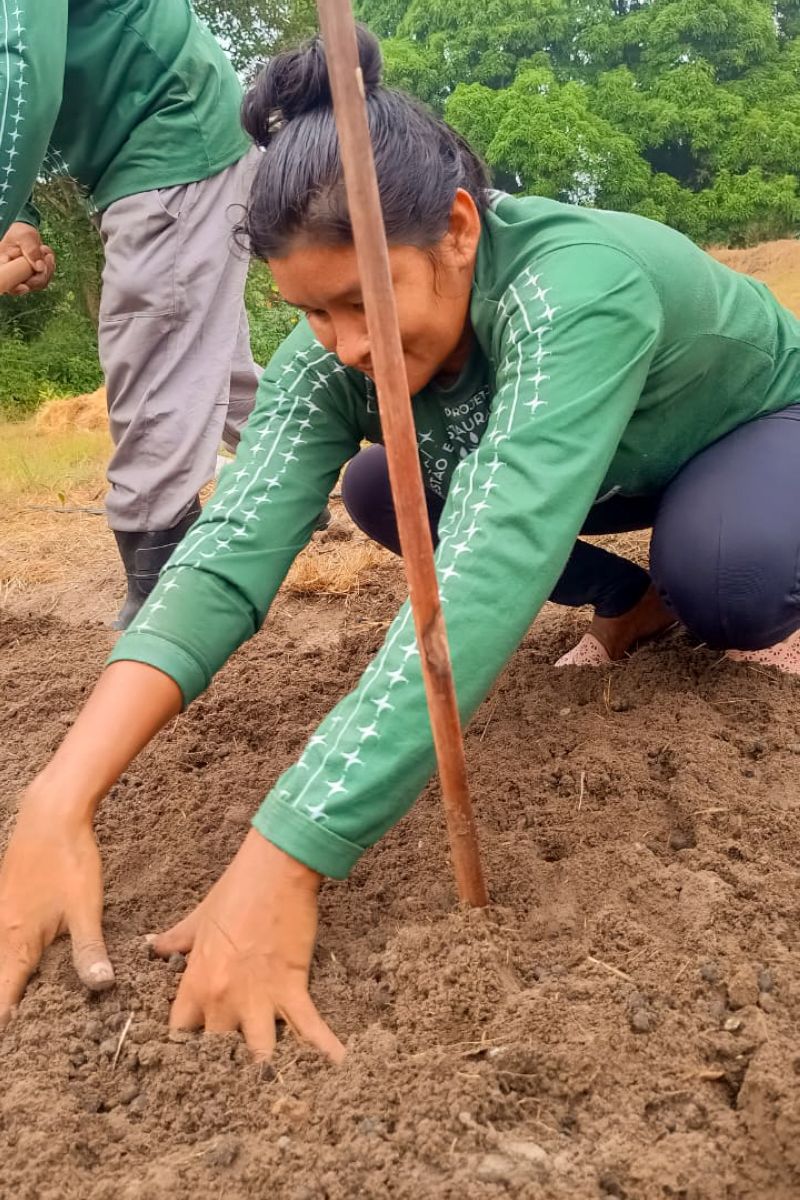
[109,194,800,879]
[0,0,249,234]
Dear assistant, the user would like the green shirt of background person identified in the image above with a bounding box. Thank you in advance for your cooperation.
[0,0,260,631]
[0,0,249,245]
[1,28,799,1062]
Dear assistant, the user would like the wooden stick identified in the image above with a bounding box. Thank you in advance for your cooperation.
[315,0,488,906]
[0,256,34,295]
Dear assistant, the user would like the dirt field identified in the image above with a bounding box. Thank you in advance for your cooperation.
[1,242,800,1199]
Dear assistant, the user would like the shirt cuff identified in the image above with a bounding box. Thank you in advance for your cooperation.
[15,199,41,228]
[252,794,366,880]
[106,632,210,706]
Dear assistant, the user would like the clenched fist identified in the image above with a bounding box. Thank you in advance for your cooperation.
[0,222,56,294]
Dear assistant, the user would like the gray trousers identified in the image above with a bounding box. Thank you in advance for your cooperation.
[97,150,262,531]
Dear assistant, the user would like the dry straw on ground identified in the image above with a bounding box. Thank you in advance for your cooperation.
[708,239,800,314]
[284,530,393,596]
[34,386,108,433]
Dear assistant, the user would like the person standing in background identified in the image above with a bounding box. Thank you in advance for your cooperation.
[0,0,262,627]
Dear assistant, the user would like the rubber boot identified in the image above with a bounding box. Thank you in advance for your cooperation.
[111,499,201,631]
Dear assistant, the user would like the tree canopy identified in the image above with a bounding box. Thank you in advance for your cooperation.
[357,0,800,245]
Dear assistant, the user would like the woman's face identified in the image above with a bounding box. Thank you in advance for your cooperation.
[268,190,481,396]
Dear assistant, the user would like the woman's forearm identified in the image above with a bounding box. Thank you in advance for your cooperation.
[28,661,183,822]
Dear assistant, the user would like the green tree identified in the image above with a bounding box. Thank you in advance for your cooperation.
[366,0,800,246]
[193,0,317,78]
[447,67,651,207]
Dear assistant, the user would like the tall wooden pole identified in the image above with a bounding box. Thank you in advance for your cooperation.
[315,0,488,906]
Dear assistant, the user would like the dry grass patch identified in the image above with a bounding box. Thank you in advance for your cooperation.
[708,239,800,315]
[284,527,394,596]
[0,418,109,508]
[34,386,109,433]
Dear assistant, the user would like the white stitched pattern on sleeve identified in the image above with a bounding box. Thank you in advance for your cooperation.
[283,266,560,823]
[132,346,336,635]
[0,3,27,219]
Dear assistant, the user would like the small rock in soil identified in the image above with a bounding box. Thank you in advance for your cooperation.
[630,1009,656,1034]
[118,1083,140,1106]
[357,1117,384,1136]
[669,827,696,851]
[277,1136,291,1151]
[685,1102,707,1131]
[84,1020,104,1043]
[223,804,253,827]
[137,1042,162,1069]
[80,1091,104,1114]
[599,1171,627,1197]
[709,997,728,1023]
[128,1095,147,1117]
[476,1153,517,1185]
[105,1113,128,1143]
[727,966,758,1009]
[271,1096,310,1123]
[500,1138,550,1166]
[168,953,187,973]
[99,1038,117,1058]
[757,968,775,993]
[204,1137,240,1168]
[758,992,777,1013]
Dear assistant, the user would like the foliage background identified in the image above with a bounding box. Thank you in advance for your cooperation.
[2,0,799,414]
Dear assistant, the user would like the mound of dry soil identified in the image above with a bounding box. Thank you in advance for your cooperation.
[1,566,799,1199]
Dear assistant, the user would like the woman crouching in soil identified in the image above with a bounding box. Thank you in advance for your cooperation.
[2,28,800,1059]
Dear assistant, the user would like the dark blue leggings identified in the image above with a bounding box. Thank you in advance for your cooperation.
[341,405,800,651]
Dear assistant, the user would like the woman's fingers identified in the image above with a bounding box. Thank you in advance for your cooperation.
[168,979,205,1032]
[282,990,346,1065]
[0,952,36,1032]
[148,910,200,958]
[68,898,114,992]
[201,1001,242,1035]
[240,1005,278,1062]
[71,932,115,992]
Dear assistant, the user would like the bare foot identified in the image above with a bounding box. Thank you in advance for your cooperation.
[557,585,675,667]
[590,585,675,659]
[726,627,800,674]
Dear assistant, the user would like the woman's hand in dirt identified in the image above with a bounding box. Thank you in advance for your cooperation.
[0,793,114,1030]
[0,223,56,294]
[149,829,345,1064]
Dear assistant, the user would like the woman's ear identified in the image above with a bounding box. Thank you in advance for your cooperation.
[443,188,482,269]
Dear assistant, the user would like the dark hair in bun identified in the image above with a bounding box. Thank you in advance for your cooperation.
[238,24,489,258]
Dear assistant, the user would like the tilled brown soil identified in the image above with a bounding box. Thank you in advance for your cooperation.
[1,555,800,1200]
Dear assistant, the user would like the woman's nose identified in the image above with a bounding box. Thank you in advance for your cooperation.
[335,323,371,372]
